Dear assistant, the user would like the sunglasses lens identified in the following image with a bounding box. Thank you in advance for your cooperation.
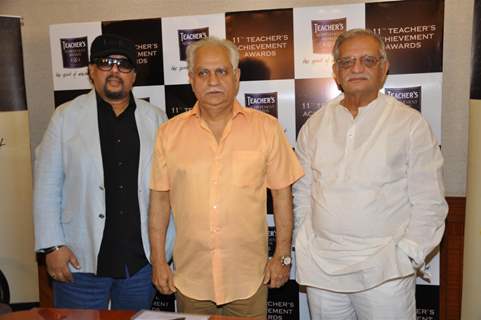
[93,58,134,73]
[96,58,113,71]
[118,60,134,72]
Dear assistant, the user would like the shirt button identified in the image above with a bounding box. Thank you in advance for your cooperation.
[116,139,121,143]
[119,185,124,190]
[213,205,217,209]
[99,186,104,190]
[118,161,123,166]
[98,214,105,219]
[119,210,124,215]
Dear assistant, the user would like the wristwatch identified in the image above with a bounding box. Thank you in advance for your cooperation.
[280,255,292,267]
[40,245,64,254]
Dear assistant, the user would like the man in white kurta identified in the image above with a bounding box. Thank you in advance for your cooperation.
[293,28,447,320]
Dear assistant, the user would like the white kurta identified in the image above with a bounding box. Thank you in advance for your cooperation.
[293,93,447,292]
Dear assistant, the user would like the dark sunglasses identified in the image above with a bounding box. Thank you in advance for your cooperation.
[92,57,134,73]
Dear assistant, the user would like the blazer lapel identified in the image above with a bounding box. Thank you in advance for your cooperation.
[135,104,154,182]
[78,90,104,179]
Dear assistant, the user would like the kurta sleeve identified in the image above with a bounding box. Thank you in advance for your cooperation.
[398,116,448,267]
[293,122,314,240]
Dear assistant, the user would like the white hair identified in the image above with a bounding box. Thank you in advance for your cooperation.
[332,28,387,61]
[186,37,239,73]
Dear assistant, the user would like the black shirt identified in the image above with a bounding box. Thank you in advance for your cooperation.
[96,92,148,278]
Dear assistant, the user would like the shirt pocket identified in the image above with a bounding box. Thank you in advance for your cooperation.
[232,151,265,187]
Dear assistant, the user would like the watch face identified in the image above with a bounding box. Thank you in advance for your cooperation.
[282,256,292,266]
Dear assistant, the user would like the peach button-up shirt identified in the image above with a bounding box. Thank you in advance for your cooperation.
[150,100,303,304]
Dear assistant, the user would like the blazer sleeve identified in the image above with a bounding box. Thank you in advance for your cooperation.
[33,107,66,250]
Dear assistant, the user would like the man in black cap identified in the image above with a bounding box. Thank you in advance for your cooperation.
[33,34,175,310]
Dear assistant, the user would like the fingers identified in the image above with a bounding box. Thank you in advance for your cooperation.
[268,271,289,288]
[46,246,79,283]
[48,264,72,283]
[167,272,176,293]
[52,270,73,283]
[153,263,176,295]
[47,259,73,283]
[265,259,290,288]
[154,276,175,294]
[69,253,81,270]
[263,265,271,285]
[63,269,74,282]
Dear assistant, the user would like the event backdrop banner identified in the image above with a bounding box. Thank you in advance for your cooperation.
[48,0,444,318]
[0,15,38,304]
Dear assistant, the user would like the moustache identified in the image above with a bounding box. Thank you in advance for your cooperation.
[346,74,370,81]
[106,76,124,84]
[206,88,223,94]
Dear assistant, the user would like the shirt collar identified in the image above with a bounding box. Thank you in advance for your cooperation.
[358,93,382,115]
[336,92,382,116]
[189,99,247,119]
[96,91,136,117]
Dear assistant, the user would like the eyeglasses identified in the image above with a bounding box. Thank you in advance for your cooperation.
[92,57,134,73]
[336,55,384,69]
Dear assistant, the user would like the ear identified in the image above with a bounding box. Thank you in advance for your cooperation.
[87,64,94,83]
[381,59,390,82]
[383,60,390,76]
[332,63,340,85]
[88,64,93,77]
[234,68,241,93]
[132,70,137,84]
[234,68,241,82]
[331,63,344,92]
[188,71,193,84]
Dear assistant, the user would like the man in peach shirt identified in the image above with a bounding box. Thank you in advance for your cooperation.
[148,37,303,318]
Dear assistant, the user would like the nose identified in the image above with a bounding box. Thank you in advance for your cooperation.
[207,72,219,85]
[351,58,365,73]
[110,63,121,73]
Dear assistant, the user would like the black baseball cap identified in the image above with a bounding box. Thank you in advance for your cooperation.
[90,34,137,67]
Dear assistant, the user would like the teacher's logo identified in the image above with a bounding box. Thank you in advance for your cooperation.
[245,92,278,118]
[311,18,346,54]
[385,86,422,111]
[177,27,209,61]
[60,36,88,68]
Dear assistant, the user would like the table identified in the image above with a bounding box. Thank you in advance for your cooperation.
[0,308,250,320]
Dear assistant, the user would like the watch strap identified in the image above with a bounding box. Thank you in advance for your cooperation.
[41,245,64,254]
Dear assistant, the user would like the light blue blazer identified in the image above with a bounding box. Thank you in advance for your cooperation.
[33,90,174,273]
